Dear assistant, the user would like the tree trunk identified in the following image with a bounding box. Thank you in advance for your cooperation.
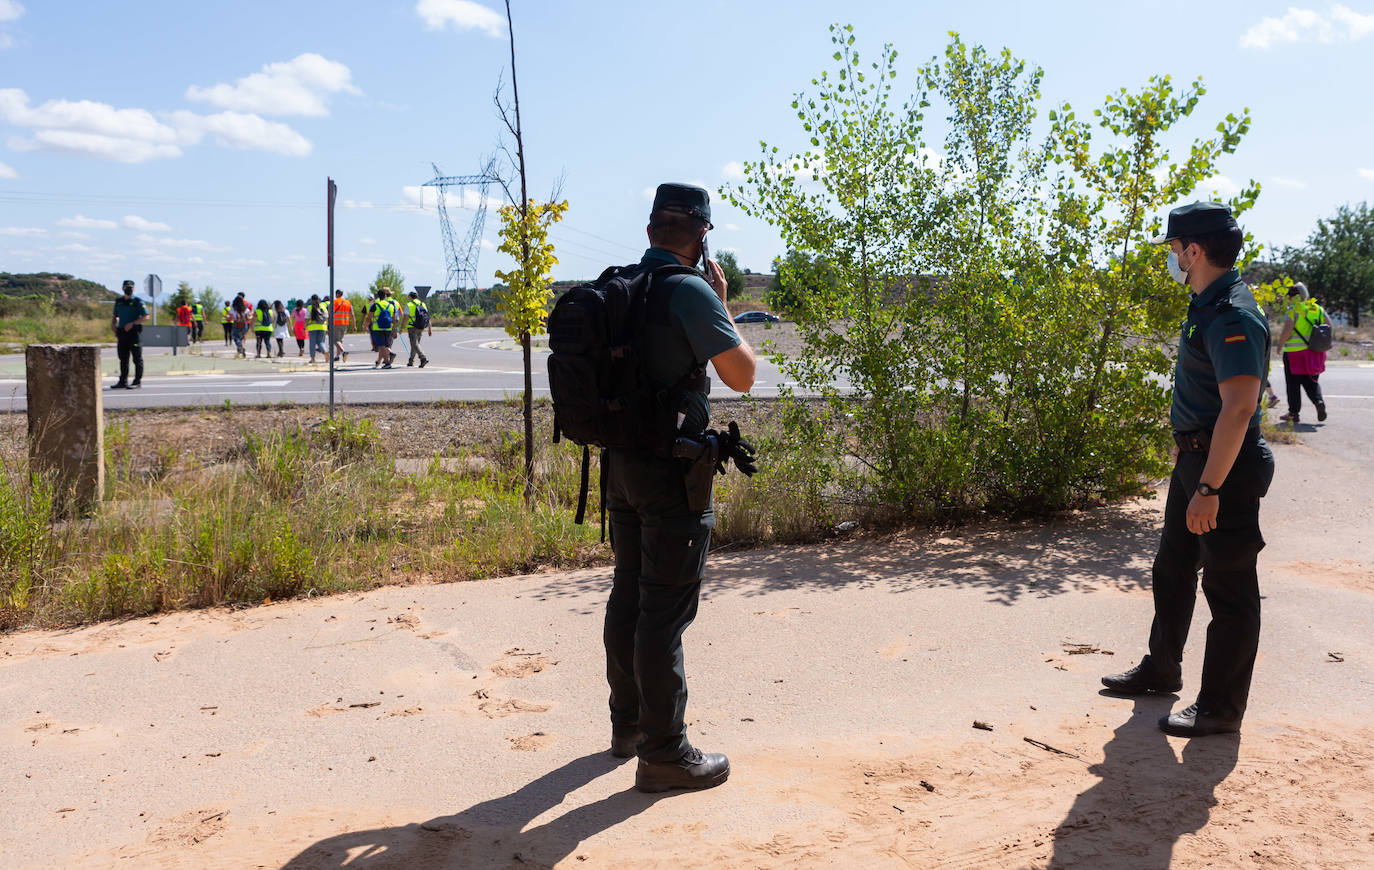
[522,330,534,502]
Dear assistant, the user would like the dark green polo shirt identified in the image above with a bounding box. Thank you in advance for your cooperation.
[1170,269,1269,432]
[113,295,147,329]
[635,248,742,435]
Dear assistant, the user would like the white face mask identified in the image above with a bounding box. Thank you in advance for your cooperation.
[1166,250,1189,285]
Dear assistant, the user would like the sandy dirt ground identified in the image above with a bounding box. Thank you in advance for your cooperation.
[3,426,1373,868]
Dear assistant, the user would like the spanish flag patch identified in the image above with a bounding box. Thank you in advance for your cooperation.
[1224,334,1247,343]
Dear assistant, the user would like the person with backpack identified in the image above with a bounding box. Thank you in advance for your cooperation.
[230,296,250,359]
[252,299,273,358]
[401,290,431,367]
[306,294,329,363]
[1102,202,1275,738]
[561,183,754,793]
[1277,282,1330,424]
[176,299,193,346]
[365,286,399,369]
[272,300,289,358]
[191,300,205,343]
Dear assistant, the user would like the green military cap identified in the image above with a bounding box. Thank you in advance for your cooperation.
[652,182,713,228]
[121,279,135,290]
[1151,201,1239,244]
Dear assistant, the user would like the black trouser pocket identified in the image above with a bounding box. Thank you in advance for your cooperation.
[642,518,712,586]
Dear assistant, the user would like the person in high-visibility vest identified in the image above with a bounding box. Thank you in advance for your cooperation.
[220,302,233,346]
[401,291,432,367]
[253,299,274,358]
[1277,282,1329,424]
[330,289,353,363]
[306,294,329,364]
[191,301,205,343]
[365,286,400,369]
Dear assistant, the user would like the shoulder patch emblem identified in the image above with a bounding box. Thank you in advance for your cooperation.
[1224,334,1247,344]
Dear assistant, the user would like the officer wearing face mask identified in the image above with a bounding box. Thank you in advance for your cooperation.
[1102,201,1275,738]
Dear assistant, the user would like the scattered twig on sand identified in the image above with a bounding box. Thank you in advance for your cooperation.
[1062,642,1114,656]
[919,780,936,792]
[1023,737,1081,760]
[892,804,905,814]
[972,720,994,732]
[200,811,227,824]
[348,701,380,709]
[1328,652,1345,662]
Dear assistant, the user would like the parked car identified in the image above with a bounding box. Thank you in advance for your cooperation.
[733,310,780,324]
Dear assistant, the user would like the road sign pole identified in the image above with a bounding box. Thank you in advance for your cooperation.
[327,177,337,421]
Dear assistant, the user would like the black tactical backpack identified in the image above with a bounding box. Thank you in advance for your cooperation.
[547,263,707,524]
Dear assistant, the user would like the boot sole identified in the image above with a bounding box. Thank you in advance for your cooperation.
[1100,679,1182,696]
[635,765,730,794]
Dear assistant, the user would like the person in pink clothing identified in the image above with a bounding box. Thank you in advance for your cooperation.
[1277,282,1329,424]
[292,300,308,356]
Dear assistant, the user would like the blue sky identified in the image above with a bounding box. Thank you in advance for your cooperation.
[2,0,1372,300]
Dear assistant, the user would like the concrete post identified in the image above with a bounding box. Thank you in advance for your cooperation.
[25,345,104,517]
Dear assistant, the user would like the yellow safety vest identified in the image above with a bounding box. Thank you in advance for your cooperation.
[221,306,232,324]
[1283,299,1325,352]
[255,308,273,331]
[307,304,328,331]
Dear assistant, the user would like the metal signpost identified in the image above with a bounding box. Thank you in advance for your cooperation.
[145,274,161,326]
[327,177,337,420]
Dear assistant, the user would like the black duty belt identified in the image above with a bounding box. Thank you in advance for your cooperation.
[1173,425,1261,454]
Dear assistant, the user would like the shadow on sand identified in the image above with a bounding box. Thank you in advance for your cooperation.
[1049,694,1240,869]
[279,752,671,869]
[534,500,1162,615]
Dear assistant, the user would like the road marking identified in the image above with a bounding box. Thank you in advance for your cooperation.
[1321,394,1374,399]
[245,380,290,387]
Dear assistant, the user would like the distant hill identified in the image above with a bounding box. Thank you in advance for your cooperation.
[0,272,115,304]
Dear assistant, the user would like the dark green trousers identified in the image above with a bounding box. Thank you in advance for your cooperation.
[603,449,713,763]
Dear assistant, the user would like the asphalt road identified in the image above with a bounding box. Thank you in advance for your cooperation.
[0,327,808,410]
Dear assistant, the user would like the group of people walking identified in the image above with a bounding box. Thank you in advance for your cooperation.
[204,288,430,367]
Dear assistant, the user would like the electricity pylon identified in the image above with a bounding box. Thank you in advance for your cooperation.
[420,158,499,309]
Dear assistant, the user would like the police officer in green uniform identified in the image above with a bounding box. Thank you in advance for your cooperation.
[603,183,755,792]
[110,279,148,389]
[1102,202,1275,737]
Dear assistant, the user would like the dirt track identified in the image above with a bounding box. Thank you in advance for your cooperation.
[2,427,1373,867]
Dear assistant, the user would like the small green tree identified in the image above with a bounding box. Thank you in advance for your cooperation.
[368,264,407,298]
[715,250,747,299]
[162,281,195,320]
[725,26,1262,518]
[196,285,220,317]
[493,198,568,494]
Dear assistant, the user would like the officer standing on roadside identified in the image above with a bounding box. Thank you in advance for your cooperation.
[110,279,148,389]
[1102,202,1275,737]
[602,183,756,792]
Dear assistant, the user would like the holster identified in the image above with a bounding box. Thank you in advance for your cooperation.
[673,435,719,512]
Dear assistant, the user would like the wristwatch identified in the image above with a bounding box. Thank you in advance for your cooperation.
[1196,482,1221,497]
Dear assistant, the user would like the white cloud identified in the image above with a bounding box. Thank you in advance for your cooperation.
[57,214,117,229]
[1359,167,1374,181]
[722,161,746,181]
[0,159,15,178]
[479,238,494,249]
[1269,175,1308,189]
[1241,4,1374,49]
[0,225,43,236]
[640,186,656,202]
[170,110,311,157]
[416,0,504,37]
[0,88,183,162]
[54,242,96,253]
[0,1,23,22]
[186,53,360,117]
[122,214,172,232]
[1201,174,1243,196]
[135,233,223,251]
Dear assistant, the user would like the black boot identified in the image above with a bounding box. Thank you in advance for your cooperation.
[1101,655,1182,695]
[635,747,730,793]
[1159,703,1241,737]
[1316,402,1327,422]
